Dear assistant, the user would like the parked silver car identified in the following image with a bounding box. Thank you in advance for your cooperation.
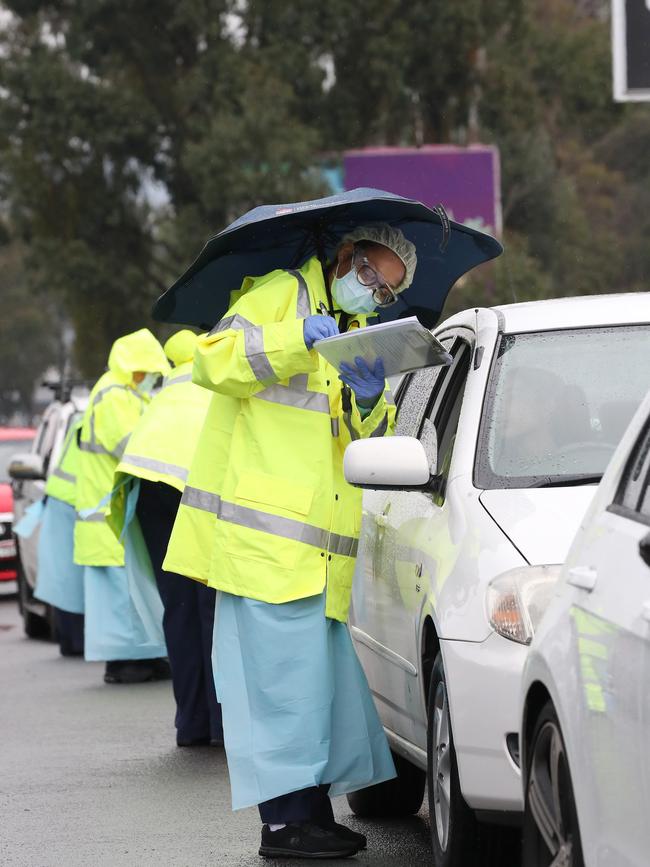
[10,387,88,637]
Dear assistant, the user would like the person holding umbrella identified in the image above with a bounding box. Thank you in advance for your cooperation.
[163,223,416,858]
[155,188,501,858]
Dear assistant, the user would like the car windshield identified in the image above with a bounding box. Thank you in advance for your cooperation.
[476,325,650,489]
[0,440,33,482]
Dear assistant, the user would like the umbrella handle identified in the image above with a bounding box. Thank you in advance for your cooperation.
[314,232,335,316]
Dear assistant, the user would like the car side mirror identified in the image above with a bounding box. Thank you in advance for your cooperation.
[344,436,441,492]
[9,452,45,481]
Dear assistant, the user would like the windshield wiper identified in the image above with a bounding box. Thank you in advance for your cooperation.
[528,475,602,488]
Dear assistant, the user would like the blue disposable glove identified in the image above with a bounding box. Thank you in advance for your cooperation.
[303,314,339,350]
[339,356,386,407]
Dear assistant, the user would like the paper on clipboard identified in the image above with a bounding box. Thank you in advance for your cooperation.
[314,316,453,378]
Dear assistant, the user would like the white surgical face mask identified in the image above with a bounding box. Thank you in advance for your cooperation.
[331,261,377,315]
[137,372,158,394]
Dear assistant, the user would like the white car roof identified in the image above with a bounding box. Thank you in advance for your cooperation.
[493,291,650,334]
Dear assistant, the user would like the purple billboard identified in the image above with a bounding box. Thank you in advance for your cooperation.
[344,145,502,236]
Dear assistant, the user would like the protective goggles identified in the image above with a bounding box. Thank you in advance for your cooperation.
[351,247,399,308]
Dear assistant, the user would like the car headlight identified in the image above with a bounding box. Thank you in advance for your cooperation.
[486,565,562,645]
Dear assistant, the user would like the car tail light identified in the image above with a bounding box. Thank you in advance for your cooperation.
[486,565,562,645]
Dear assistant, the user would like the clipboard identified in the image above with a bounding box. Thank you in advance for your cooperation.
[314,316,453,378]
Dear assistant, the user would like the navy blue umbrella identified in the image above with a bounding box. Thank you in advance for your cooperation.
[152,187,503,329]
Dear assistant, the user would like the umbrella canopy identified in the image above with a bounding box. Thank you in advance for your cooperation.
[152,187,503,330]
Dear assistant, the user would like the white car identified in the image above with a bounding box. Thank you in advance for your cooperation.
[343,293,650,866]
[520,388,650,867]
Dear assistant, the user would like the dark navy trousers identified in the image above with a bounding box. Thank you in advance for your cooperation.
[258,785,334,824]
[54,608,84,656]
[136,480,223,743]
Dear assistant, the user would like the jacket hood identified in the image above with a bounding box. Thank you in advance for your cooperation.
[107,329,170,383]
[164,329,199,366]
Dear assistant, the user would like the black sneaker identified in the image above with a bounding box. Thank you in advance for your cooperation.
[149,658,172,680]
[104,660,168,684]
[176,735,211,747]
[325,822,367,850]
[259,822,360,859]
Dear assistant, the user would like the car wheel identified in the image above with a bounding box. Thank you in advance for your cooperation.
[346,750,426,818]
[428,652,518,867]
[523,700,584,867]
[17,555,51,639]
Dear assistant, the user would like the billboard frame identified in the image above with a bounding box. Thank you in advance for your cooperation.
[612,0,650,102]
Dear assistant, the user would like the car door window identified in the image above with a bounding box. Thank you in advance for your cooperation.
[614,420,650,520]
[639,479,650,521]
[436,344,471,470]
[35,412,56,464]
[632,427,650,522]
[420,338,472,502]
[394,341,453,437]
[33,417,50,457]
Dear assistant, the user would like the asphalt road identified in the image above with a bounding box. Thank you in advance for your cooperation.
[0,597,435,867]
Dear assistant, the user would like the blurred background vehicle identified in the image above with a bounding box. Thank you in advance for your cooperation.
[9,384,88,638]
[343,292,650,867]
[0,426,35,593]
[520,387,650,867]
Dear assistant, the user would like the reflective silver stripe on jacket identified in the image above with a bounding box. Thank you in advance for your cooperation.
[244,325,278,383]
[211,308,279,384]
[121,454,189,483]
[92,383,131,405]
[79,437,127,460]
[209,313,255,335]
[342,412,359,442]
[182,486,358,558]
[330,418,340,437]
[113,435,131,460]
[79,440,111,456]
[82,383,144,459]
[370,412,389,438]
[182,486,220,514]
[52,467,76,484]
[163,373,193,388]
[286,269,311,319]
[255,382,330,414]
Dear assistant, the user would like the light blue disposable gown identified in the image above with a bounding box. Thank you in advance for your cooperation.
[83,482,166,661]
[34,496,85,614]
[213,591,396,810]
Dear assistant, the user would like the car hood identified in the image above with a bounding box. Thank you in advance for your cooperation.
[479,487,597,565]
[0,483,13,516]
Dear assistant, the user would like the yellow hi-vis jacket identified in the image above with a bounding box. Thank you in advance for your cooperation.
[163,255,395,622]
[45,417,82,506]
[74,329,170,567]
[107,331,211,538]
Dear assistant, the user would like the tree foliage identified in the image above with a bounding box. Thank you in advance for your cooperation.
[0,0,647,379]
[0,242,59,420]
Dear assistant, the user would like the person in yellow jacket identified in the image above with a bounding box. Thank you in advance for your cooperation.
[109,330,223,745]
[74,328,171,684]
[33,415,86,656]
[164,224,417,859]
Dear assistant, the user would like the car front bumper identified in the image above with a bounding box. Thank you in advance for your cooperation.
[441,632,527,813]
[0,535,17,580]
